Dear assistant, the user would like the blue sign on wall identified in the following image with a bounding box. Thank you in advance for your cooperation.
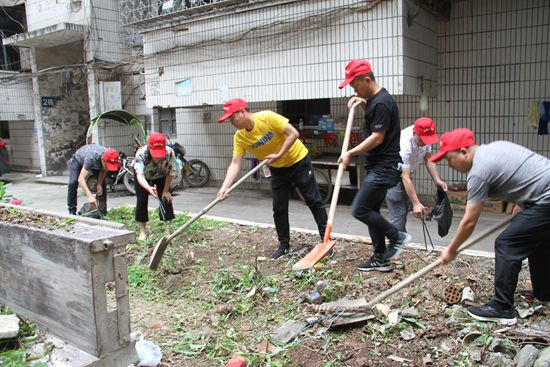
[41,96,59,108]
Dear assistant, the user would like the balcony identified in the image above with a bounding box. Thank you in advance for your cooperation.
[119,0,274,28]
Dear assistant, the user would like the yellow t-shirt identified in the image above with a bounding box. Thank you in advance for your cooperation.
[233,111,308,168]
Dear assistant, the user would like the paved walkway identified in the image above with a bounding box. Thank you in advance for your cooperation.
[1,171,509,257]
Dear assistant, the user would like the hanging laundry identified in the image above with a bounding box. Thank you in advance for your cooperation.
[538,101,549,136]
[527,99,539,130]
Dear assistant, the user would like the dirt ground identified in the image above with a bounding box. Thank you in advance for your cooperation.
[127,222,548,367]
[1,207,547,366]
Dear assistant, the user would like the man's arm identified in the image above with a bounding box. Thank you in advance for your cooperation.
[96,169,107,196]
[425,152,448,190]
[401,167,429,217]
[217,156,244,200]
[77,167,99,206]
[265,123,299,164]
[338,131,385,168]
[441,202,483,263]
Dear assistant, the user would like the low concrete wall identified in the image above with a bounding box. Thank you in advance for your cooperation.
[0,204,137,366]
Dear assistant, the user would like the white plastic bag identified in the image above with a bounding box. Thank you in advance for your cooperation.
[134,333,162,367]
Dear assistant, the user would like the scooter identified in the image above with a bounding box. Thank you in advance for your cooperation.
[168,140,210,188]
[0,140,11,177]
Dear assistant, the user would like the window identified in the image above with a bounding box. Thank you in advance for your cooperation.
[281,99,330,127]
[0,121,9,139]
[0,5,26,71]
[158,108,177,137]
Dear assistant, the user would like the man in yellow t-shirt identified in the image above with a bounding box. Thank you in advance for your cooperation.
[217,98,328,259]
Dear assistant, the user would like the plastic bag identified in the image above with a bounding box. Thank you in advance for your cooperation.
[425,187,453,237]
[135,333,162,367]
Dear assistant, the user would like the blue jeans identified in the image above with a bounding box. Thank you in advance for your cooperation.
[352,166,401,257]
[386,180,408,232]
[67,158,106,215]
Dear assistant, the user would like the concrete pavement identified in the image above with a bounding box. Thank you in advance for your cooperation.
[1,171,508,256]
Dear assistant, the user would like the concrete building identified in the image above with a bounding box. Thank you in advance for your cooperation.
[1,0,549,199]
[119,0,550,197]
[0,0,148,174]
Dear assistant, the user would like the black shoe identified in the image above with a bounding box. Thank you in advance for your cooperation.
[271,245,290,260]
[68,208,77,215]
[384,232,412,260]
[357,256,392,272]
[467,303,517,325]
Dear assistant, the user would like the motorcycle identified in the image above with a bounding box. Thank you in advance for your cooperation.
[86,151,136,194]
[168,140,210,188]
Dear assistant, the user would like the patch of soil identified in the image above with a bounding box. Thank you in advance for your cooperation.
[0,207,75,231]
[127,223,548,367]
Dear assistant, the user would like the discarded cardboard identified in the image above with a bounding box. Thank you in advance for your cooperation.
[270,320,308,345]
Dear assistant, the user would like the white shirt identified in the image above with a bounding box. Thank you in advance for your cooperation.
[400,126,431,174]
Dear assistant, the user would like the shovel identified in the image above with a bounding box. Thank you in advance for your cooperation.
[312,215,513,313]
[149,159,269,270]
[292,100,362,271]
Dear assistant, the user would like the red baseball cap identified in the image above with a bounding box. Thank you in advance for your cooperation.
[148,132,167,158]
[413,117,439,145]
[218,98,248,122]
[102,148,120,171]
[430,128,476,162]
[338,59,373,89]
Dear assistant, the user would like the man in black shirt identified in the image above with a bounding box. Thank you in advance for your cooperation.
[338,59,411,271]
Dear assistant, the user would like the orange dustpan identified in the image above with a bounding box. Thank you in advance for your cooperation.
[293,101,361,271]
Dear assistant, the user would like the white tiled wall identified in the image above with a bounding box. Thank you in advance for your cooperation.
[142,0,418,108]
[25,0,88,32]
[397,0,550,196]
[0,76,34,121]
[7,120,41,170]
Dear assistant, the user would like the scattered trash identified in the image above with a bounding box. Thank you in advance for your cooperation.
[258,339,274,354]
[9,199,22,205]
[270,320,308,345]
[374,303,390,318]
[135,333,162,367]
[262,286,278,294]
[387,355,412,363]
[256,256,269,262]
[210,314,220,327]
[0,314,19,339]
[147,321,168,330]
[329,313,374,328]
[224,353,246,367]
[387,310,400,326]
[305,291,322,304]
[313,263,324,270]
[515,301,542,319]
[444,284,462,305]
[422,354,433,365]
[400,327,416,341]
[460,286,475,304]
[401,306,419,318]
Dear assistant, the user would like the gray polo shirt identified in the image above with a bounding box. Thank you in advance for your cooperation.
[72,144,107,172]
[467,141,550,207]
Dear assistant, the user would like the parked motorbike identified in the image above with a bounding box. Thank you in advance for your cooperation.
[168,140,210,188]
[86,152,136,194]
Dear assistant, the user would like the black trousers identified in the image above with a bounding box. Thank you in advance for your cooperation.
[491,203,550,309]
[67,158,106,216]
[135,176,175,223]
[269,156,327,247]
[351,165,401,257]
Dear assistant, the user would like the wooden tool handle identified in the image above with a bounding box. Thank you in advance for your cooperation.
[362,215,513,310]
[323,101,361,243]
[166,159,269,242]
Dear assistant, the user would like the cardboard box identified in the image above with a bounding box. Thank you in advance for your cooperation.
[450,203,466,213]
[506,202,515,215]
[447,190,468,205]
[483,200,506,213]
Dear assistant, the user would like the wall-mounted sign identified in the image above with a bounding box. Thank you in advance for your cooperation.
[41,96,59,108]
[175,78,192,97]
